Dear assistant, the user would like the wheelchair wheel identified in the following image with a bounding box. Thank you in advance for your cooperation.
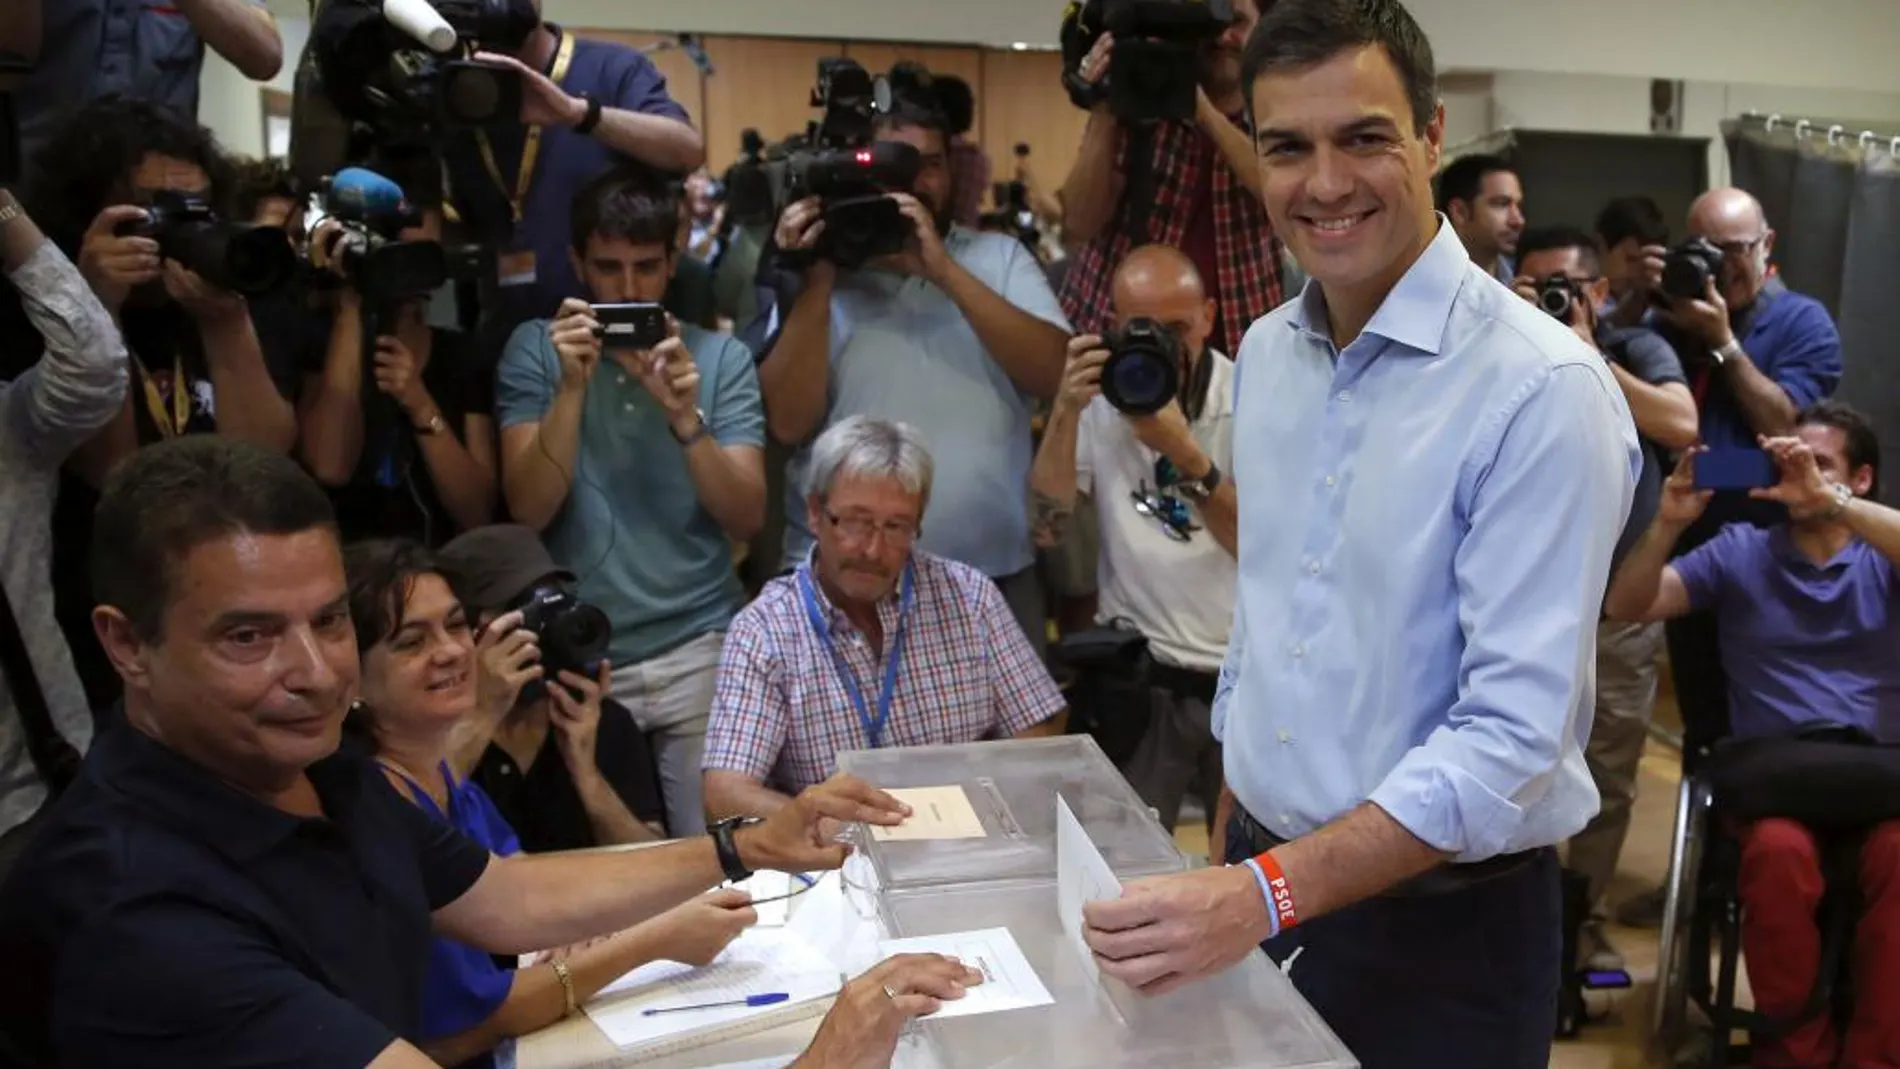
[1653,774,1712,1052]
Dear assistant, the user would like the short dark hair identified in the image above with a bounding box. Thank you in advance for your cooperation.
[569,167,681,256]
[1798,401,1881,493]
[1515,225,1600,274]
[1434,153,1513,212]
[93,436,337,642]
[1594,195,1669,249]
[933,75,975,136]
[1241,0,1438,135]
[20,94,238,256]
[342,539,444,655]
[232,157,297,223]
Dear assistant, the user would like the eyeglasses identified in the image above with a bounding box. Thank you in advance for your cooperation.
[824,510,920,548]
[1713,235,1769,260]
[1130,479,1198,542]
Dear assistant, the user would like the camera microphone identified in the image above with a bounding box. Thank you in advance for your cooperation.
[380,0,457,53]
[328,167,411,223]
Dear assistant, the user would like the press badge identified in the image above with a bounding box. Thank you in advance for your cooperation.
[497,249,538,287]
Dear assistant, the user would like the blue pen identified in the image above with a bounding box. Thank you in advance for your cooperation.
[642,992,791,1016]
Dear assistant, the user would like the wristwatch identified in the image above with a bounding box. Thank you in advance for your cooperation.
[414,411,447,436]
[1818,481,1855,521]
[1710,339,1743,367]
[671,406,712,446]
[574,95,604,135]
[709,815,764,883]
[1176,461,1224,502]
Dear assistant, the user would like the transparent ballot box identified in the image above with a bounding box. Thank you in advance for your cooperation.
[883,881,1358,1069]
[837,736,1183,892]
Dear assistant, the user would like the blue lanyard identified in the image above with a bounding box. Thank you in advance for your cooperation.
[797,562,915,750]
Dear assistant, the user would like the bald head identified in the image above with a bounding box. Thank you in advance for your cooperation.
[1109,244,1218,361]
[1686,187,1775,310]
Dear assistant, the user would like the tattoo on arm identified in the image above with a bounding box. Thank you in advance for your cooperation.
[1030,490,1074,548]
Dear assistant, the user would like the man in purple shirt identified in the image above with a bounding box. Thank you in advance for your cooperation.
[1604,400,1900,1068]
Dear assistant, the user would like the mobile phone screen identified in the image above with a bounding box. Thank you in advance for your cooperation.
[1693,447,1778,492]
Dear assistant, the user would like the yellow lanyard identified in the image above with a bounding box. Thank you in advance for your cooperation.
[134,352,191,439]
[476,29,577,222]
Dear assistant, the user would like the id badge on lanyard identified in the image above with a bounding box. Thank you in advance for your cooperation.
[478,30,577,289]
[797,562,916,749]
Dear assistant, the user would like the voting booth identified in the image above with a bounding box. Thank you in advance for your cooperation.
[516,736,1356,1069]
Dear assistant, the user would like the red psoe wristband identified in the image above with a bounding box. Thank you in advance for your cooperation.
[1252,850,1299,932]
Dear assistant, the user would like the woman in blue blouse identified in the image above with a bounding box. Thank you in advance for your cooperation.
[343,540,757,1069]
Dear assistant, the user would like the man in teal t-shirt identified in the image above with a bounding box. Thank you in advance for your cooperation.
[496,171,765,836]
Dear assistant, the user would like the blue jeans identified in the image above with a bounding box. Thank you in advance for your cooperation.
[1226,812,1561,1069]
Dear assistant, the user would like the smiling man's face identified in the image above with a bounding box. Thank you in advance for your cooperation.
[1251,42,1443,302]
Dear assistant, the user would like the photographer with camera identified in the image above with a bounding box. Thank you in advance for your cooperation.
[935,75,991,230]
[1437,153,1524,284]
[1594,194,1668,327]
[297,207,500,545]
[0,176,128,879]
[440,0,703,328]
[496,168,764,836]
[13,0,281,166]
[8,95,301,708]
[1028,245,1236,833]
[761,70,1070,650]
[1058,0,1282,359]
[1508,225,1695,972]
[684,166,724,262]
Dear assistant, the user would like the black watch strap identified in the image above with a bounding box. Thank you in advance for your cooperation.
[710,817,756,882]
[1180,461,1223,500]
[574,95,604,135]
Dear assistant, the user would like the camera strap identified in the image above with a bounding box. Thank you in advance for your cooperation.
[133,351,191,439]
[476,28,578,223]
[796,560,916,750]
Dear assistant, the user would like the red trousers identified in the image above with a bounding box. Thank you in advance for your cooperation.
[1739,818,1900,1068]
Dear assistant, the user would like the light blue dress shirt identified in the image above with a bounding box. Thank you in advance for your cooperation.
[1215,220,1640,862]
[779,227,1071,577]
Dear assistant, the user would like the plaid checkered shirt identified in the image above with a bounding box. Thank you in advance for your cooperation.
[1059,116,1285,357]
[703,549,1065,794]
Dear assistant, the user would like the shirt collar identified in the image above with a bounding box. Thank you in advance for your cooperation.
[1288,216,1468,356]
[94,720,370,865]
[798,547,913,632]
[1769,524,1860,573]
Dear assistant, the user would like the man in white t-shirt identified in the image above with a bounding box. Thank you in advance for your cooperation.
[1029,245,1239,831]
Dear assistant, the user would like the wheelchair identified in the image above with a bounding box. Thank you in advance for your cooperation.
[1651,740,1862,1067]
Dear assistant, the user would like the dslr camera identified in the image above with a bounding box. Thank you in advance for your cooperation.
[1061,0,1234,123]
[1098,318,1183,415]
[308,167,449,308]
[774,59,924,270]
[119,191,297,297]
[1535,274,1582,323]
[1660,237,1725,303]
[512,581,611,702]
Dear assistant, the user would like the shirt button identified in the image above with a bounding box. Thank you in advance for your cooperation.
[623,402,635,412]
[1324,474,1337,487]
[617,374,627,385]
[1290,643,1306,658]
[1276,729,1292,744]
[1336,389,1352,402]
[1279,812,1294,827]
[1306,560,1321,576]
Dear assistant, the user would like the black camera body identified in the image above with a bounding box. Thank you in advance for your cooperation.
[1099,317,1183,415]
[1062,0,1234,123]
[1536,274,1581,323]
[513,583,611,702]
[1661,237,1725,303]
[311,170,449,308]
[591,302,668,351]
[773,59,924,270]
[120,191,296,297]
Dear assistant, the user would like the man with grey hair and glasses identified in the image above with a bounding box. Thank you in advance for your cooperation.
[702,416,1065,818]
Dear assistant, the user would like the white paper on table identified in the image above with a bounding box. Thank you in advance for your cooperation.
[875,926,1054,1019]
[585,927,840,1048]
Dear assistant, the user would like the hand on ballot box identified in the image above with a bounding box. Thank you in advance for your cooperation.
[1082,866,1273,996]
[793,954,985,1069]
[737,774,912,874]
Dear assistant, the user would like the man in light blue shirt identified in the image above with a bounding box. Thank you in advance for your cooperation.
[1082,3,1639,1066]
[756,79,1070,653]
[496,170,765,837]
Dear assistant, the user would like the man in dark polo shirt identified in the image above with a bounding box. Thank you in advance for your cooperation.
[0,436,975,1069]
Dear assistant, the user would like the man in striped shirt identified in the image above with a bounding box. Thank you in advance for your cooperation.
[703,416,1064,817]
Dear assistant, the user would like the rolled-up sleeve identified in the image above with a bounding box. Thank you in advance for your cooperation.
[1369,363,1637,859]
[1765,302,1842,410]
[54,894,397,1069]
[3,242,128,467]
[977,576,1065,735]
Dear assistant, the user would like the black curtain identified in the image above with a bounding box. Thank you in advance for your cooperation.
[1726,119,1900,506]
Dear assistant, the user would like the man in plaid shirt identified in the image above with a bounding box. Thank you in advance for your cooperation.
[1058,0,1284,358]
[703,417,1065,817]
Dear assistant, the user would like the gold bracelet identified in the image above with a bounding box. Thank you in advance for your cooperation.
[550,959,577,1017]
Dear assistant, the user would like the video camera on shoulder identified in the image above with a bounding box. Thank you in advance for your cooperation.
[771,58,923,270]
[308,167,449,307]
[1099,318,1183,415]
[1061,0,1233,124]
[120,192,297,296]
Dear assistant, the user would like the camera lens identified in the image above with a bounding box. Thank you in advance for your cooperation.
[1102,348,1178,415]
[1537,280,1574,321]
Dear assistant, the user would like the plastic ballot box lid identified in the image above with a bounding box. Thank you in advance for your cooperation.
[837,736,1185,893]
[882,880,1359,1069]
